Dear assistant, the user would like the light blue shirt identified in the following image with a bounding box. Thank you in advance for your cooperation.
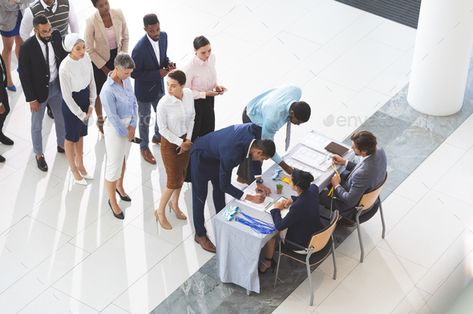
[246,85,302,164]
[101,75,138,137]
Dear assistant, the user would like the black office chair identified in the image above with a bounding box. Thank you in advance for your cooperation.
[273,210,339,306]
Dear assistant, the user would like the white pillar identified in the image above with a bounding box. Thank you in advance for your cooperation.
[407,0,473,116]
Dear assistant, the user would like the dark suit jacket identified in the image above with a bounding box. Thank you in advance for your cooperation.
[191,123,262,200]
[271,184,323,248]
[334,147,387,211]
[131,33,169,102]
[18,30,66,103]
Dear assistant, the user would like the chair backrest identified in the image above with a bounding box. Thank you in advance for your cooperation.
[357,173,388,212]
[308,210,339,252]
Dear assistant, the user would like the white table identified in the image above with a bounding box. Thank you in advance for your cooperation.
[214,131,350,293]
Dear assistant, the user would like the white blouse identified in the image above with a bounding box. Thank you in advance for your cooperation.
[157,88,195,146]
[59,53,97,121]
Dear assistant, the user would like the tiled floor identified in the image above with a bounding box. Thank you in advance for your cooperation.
[277,114,473,313]
[0,0,471,313]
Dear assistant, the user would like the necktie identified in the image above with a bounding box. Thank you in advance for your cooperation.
[45,42,50,80]
[46,5,53,13]
[285,118,291,151]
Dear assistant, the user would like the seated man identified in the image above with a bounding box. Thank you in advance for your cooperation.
[191,123,275,253]
[320,130,387,221]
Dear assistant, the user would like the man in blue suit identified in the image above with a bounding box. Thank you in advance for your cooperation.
[191,123,275,253]
[131,14,175,164]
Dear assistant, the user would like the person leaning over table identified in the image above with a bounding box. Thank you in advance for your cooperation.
[237,85,311,184]
[259,169,323,273]
[154,70,195,230]
[85,0,129,134]
[191,123,275,253]
[59,33,96,186]
[101,52,137,220]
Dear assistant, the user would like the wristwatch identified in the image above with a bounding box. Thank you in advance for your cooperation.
[255,177,264,184]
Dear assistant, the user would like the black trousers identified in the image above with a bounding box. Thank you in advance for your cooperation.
[185,96,215,182]
[0,87,10,133]
[236,106,263,183]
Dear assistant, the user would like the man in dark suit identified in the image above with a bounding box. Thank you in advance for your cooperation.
[320,130,387,220]
[0,54,14,163]
[18,15,66,172]
[131,13,175,165]
[191,123,275,252]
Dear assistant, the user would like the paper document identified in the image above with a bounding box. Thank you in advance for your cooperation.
[291,145,332,171]
[235,196,275,212]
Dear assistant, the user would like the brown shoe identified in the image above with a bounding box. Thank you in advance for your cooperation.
[194,235,216,253]
[152,135,160,144]
[141,148,156,165]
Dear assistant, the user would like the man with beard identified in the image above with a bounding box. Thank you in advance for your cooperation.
[131,13,175,165]
[20,0,79,119]
[18,15,66,171]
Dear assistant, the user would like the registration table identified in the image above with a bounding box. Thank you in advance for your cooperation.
[213,131,351,294]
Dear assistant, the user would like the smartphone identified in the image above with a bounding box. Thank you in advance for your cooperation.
[131,137,142,144]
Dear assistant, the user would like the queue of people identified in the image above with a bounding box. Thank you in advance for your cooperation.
[1,0,388,261]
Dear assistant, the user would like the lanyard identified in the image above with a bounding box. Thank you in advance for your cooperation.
[235,212,276,234]
[328,163,340,198]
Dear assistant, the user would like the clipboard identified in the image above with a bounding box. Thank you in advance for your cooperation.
[324,142,349,156]
[265,196,289,218]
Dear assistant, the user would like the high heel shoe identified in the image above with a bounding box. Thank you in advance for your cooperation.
[108,200,124,220]
[73,178,88,186]
[155,211,172,230]
[116,189,131,202]
[169,204,187,220]
[79,171,94,180]
[7,85,16,92]
[258,257,277,274]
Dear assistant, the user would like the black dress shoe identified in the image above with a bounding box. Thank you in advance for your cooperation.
[36,155,48,172]
[57,146,65,153]
[46,105,54,119]
[108,200,124,220]
[0,134,14,145]
[0,155,5,163]
[116,189,131,202]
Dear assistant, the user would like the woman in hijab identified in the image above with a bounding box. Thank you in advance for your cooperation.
[59,33,97,185]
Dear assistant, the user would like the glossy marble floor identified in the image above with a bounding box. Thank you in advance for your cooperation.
[0,0,471,313]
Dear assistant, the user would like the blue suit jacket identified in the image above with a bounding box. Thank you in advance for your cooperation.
[191,123,262,200]
[131,33,170,102]
[271,184,323,248]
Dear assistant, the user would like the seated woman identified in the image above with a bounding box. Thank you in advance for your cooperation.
[259,169,324,273]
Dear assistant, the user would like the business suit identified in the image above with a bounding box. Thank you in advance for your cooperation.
[321,147,387,218]
[0,55,10,134]
[85,8,128,94]
[191,123,261,237]
[131,32,170,149]
[271,184,324,250]
[18,30,66,155]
